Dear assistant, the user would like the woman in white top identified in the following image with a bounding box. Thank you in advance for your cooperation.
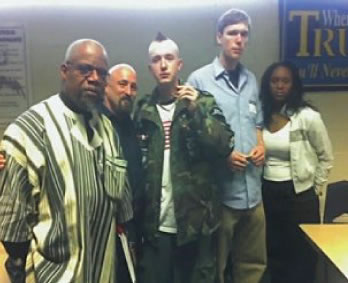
[259,62,333,283]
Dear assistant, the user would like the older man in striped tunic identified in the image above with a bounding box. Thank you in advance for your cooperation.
[0,39,132,283]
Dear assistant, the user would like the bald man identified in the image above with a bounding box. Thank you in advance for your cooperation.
[104,64,137,116]
[100,64,143,283]
[102,64,143,219]
[103,64,142,194]
[0,39,132,283]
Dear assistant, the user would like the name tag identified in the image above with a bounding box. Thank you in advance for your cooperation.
[249,102,257,114]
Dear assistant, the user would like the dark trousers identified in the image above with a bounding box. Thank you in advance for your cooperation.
[262,180,319,283]
[5,257,26,283]
[137,232,216,283]
[116,236,132,283]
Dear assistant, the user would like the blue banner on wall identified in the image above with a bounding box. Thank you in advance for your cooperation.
[280,0,348,90]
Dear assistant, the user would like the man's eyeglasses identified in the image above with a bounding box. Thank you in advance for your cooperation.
[66,62,109,81]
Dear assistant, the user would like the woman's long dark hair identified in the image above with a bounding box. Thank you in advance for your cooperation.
[260,61,315,128]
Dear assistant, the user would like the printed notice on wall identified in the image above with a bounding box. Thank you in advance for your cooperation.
[0,26,31,128]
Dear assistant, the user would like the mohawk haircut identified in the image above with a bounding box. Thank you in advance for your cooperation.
[155,32,168,41]
[148,32,180,58]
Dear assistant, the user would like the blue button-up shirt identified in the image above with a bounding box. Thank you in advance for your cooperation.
[187,57,263,209]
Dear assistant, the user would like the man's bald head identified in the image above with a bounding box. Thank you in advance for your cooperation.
[105,63,137,117]
[64,39,108,64]
[60,39,109,113]
[109,64,136,77]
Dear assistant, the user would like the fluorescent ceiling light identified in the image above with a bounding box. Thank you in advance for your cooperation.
[0,0,236,9]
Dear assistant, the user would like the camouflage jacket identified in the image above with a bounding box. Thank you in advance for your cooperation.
[134,88,234,245]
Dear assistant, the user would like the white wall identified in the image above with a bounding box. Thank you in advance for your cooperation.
[0,0,346,183]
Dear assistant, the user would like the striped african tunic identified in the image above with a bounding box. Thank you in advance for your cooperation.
[0,94,132,283]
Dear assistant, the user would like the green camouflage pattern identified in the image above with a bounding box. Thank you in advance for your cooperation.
[134,88,234,246]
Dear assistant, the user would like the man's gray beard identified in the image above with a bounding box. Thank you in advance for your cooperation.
[120,98,133,113]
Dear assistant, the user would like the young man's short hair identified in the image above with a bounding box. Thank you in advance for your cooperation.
[216,8,252,34]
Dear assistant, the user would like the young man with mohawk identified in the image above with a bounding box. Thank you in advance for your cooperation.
[135,32,235,283]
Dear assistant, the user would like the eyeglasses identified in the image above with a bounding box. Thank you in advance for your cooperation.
[66,62,109,81]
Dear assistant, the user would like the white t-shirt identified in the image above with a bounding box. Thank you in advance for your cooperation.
[263,122,292,181]
[156,102,177,233]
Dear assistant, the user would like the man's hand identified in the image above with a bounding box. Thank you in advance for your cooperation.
[248,144,265,167]
[0,153,6,170]
[226,151,249,171]
[226,144,265,171]
[176,85,198,111]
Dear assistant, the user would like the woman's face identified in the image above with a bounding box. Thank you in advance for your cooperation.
[270,66,293,103]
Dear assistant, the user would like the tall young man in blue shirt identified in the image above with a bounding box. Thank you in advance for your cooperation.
[188,9,266,283]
